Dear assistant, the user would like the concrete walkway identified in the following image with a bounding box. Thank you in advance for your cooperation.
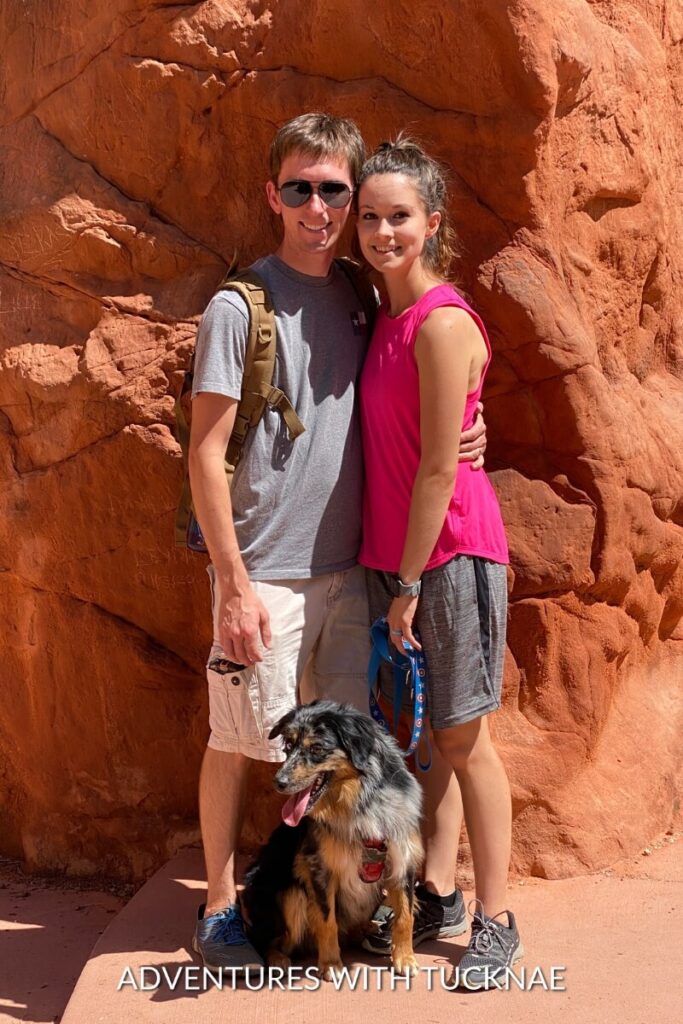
[44,838,682,1024]
[0,865,124,1024]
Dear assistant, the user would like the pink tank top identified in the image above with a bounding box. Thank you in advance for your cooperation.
[359,283,509,572]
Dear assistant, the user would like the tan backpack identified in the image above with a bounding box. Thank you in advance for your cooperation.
[174,258,377,552]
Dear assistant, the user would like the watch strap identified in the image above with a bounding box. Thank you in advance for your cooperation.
[396,576,422,597]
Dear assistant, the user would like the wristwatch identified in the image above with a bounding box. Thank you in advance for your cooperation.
[391,575,422,598]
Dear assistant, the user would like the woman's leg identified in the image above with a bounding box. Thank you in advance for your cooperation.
[420,735,463,894]
[433,714,511,917]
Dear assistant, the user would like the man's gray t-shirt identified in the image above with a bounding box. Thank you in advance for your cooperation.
[191,254,370,580]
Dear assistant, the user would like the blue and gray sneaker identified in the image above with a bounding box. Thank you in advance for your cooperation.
[192,903,264,972]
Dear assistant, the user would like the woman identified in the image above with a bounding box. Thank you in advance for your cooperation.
[356,137,522,989]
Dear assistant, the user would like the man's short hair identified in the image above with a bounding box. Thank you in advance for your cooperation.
[270,113,366,184]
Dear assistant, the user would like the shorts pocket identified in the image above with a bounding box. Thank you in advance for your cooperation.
[207,663,263,742]
[252,646,294,740]
[257,691,292,742]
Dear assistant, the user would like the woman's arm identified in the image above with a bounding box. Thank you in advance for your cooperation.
[386,307,484,652]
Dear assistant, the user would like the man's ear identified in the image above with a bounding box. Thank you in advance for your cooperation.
[266,179,282,216]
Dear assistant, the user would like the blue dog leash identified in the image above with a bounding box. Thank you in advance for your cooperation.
[368,617,432,772]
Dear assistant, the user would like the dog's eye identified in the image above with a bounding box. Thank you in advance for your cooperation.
[309,744,325,758]
[283,740,294,754]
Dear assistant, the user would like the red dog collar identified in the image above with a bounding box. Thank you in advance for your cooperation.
[360,839,388,883]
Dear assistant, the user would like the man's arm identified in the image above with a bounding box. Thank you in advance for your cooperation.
[459,401,486,469]
[189,392,271,665]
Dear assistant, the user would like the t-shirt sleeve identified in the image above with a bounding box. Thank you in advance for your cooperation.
[191,292,250,401]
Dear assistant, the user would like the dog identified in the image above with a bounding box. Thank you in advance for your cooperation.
[241,700,423,979]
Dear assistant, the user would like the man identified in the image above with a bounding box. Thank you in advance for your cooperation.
[188,113,486,970]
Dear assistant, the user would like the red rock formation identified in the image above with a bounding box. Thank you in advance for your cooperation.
[1,0,681,879]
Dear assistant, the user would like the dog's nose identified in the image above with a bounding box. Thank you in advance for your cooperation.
[274,774,288,792]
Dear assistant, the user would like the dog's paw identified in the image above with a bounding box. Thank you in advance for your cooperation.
[268,951,292,970]
[319,959,344,982]
[392,952,419,977]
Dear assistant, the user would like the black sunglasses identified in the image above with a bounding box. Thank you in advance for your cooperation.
[277,179,354,209]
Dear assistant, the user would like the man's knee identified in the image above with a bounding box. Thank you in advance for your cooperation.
[200,746,251,794]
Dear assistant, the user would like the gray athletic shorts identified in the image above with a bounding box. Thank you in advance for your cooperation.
[365,555,508,731]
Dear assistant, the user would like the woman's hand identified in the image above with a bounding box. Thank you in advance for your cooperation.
[387,595,422,654]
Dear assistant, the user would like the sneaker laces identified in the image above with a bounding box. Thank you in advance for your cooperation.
[468,898,507,954]
[211,908,247,946]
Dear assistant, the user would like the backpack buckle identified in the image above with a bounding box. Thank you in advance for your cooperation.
[231,413,250,440]
[264,386,285,409]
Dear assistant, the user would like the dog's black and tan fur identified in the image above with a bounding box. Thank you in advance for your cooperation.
[241,700,423,978]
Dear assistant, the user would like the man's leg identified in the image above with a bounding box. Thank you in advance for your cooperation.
[307,565,371,709]
[200,748,250,914]
[194,741,262,971]
[195,568,329,969]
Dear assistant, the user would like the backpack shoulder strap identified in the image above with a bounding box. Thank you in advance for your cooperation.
[216,272,305,475]
[173,267,305,549]
[335,256,378,333]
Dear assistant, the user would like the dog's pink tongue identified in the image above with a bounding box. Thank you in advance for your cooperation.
[282,784,314,827]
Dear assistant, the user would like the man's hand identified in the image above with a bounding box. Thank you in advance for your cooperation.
[217,580,272,666]
[459,401,487,470]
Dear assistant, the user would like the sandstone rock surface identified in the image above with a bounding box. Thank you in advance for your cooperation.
[1,0,682,880]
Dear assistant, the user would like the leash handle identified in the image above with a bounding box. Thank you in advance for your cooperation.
[368,618,430,768]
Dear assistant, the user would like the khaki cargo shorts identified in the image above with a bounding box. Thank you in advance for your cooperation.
[205,564,371,762]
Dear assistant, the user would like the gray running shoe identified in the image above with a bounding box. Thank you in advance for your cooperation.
[452,907,523,990]
[192,903,264,972]
[361,883,467,955]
